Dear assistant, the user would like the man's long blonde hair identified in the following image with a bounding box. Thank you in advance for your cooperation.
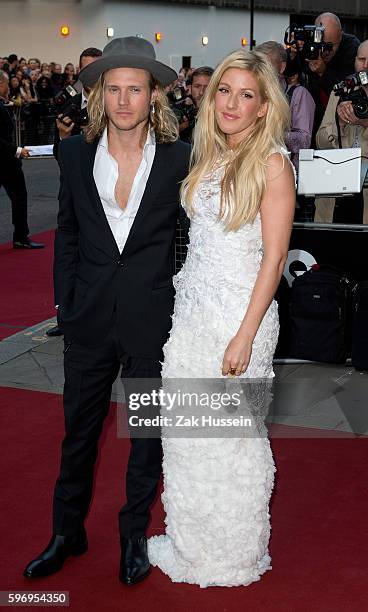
[182,49,290,230]
[84,71,178,144]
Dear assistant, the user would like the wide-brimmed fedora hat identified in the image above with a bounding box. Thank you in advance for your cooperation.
[79,36,177,88]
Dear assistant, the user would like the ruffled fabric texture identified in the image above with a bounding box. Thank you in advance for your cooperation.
[148,163,279,588]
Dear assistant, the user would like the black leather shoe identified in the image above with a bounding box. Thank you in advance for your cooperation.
[23,530,88,578]
[119,536,151,585]
[46,325,63,337]
[13,239,44,249]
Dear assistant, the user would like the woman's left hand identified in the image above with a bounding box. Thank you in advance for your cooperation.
[222,334,253,376]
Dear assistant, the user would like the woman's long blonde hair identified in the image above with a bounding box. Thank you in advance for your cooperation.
[84,71,178,144]
[182,49,290,230]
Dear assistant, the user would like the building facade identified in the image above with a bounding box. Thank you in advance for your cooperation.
[0,0,365,69]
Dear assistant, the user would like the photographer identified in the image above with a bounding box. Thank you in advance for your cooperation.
[308,13,359,96]
[307,13,360,135]
[52,47,102,161]
[174,66,213,143]
[315,40,368,224]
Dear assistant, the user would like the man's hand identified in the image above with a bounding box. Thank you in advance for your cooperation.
[306,54,327,77]
[20,148,30,158]
[56,114,75,140]
[336,100,368,128]
[179,116,190,132]
[288,46,297,60]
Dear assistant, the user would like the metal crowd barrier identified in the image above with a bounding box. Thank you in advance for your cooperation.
[9,101,57,147]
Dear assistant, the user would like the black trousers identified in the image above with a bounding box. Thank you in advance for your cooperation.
[0,161,29,241]
[52,324,162,539]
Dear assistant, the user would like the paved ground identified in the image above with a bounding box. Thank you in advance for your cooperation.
[1,162,367,436]
[0,157,59,243]
[1,318,367,436]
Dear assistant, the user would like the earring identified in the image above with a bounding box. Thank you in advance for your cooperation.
[150,102,156,116]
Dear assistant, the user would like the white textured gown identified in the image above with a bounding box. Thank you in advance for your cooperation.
[148,161,279,588]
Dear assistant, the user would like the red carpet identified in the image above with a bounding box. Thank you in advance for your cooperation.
[0,231,55,339]
[1,386,367,611]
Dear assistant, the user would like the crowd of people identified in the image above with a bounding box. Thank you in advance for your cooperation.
[0,54,82,104]
[0,49,102,146]
[163,12,368,224]
[0,14,366,592]
[1,9,368,248]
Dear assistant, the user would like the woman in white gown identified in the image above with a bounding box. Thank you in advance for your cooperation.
[148,49,295,587]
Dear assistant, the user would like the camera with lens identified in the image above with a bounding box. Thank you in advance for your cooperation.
[167,85,187,106]
[52,84,88,127]
[334,71,368,119]
[284,24,333,62]
[167,85,197,126]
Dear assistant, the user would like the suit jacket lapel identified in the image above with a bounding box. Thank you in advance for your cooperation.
[121,142,167,257]
[80,138,168,260]
[80,139,120,259]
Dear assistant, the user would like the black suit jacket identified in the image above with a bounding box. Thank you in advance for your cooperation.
[0,100,19,169]
[318,33,360,97]
[55,134,191,358]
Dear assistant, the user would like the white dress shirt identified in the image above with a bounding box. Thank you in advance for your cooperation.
[93,127,156,253]
[81,89,88,109]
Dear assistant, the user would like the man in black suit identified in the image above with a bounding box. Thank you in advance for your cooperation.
[24,37,190,585]
[0,70,44,248]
